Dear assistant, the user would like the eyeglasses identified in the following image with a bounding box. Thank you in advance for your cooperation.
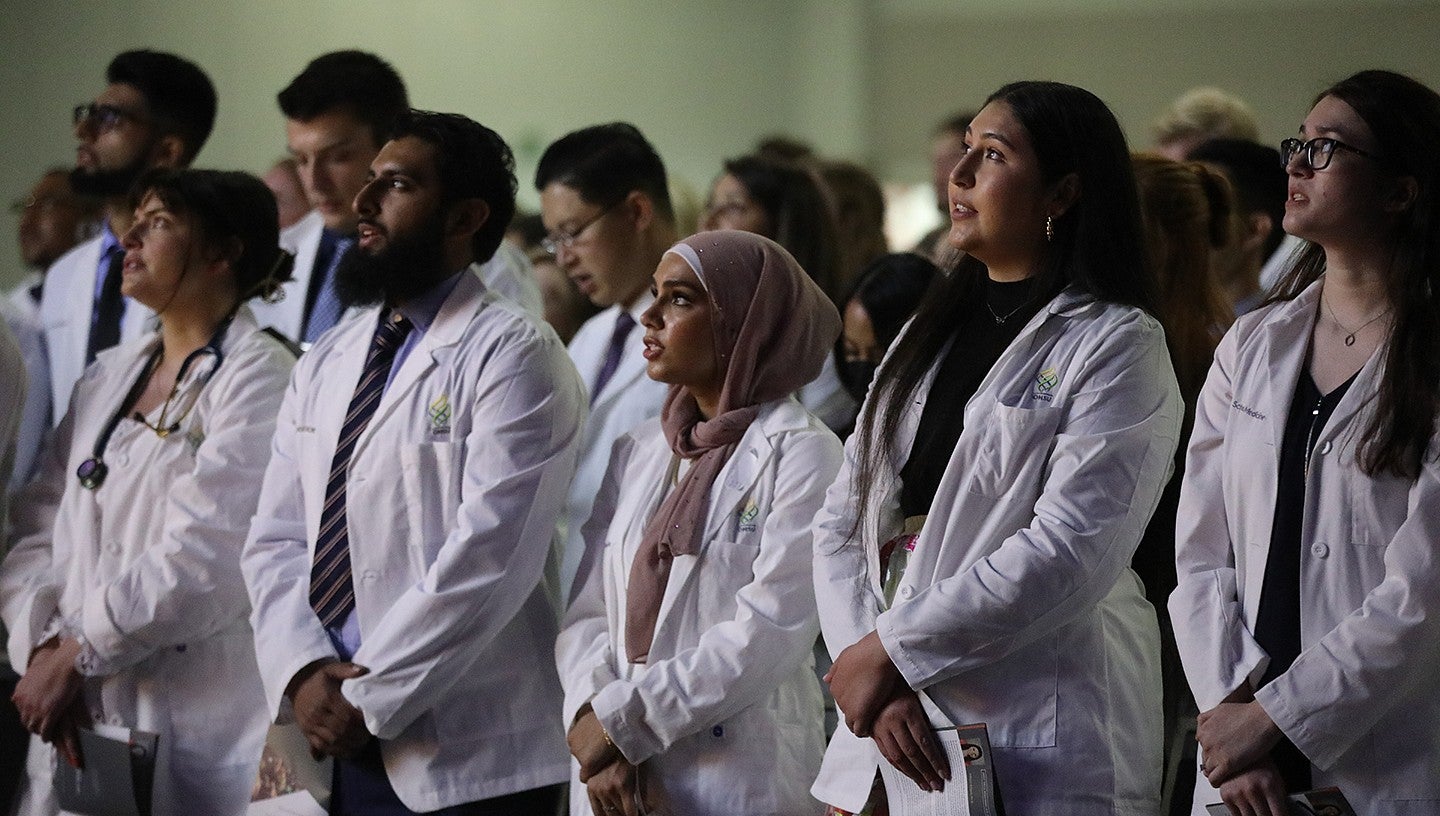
[1279,136,1378,171]
[541,203,617,255]
[73,102,147,132]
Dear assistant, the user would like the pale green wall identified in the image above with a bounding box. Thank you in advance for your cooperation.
[3,0,1439,287]
[870,1,1440,180]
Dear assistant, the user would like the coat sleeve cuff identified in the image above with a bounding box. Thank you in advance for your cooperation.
[1254,680,1339,770]
[591,682,662,764]
[78,591,128,675]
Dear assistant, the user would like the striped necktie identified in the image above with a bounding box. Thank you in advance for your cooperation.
[309,310,413,628]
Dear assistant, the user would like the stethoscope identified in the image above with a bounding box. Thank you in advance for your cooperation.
[75,316,233,490]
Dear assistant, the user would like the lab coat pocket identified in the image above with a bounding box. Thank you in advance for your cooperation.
[399,441,465,569]
[695,538,762,623]
[966,402,1064,499]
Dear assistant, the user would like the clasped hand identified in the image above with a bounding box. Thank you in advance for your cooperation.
[826,630,951,792]
[1196,699,1283,786]
[13,637,88,767]
[287,659,371,759]
[568,706,649,815]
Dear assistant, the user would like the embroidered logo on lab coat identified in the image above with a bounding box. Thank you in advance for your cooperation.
[427,394,452,434]
[1034,366,1059,401]
[738,498,760,533]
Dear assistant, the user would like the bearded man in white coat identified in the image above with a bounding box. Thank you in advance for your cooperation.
[243,110,585,816]
[252,51,540,349]
[39,50,215,424]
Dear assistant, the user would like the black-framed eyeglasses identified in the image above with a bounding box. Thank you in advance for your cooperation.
[540,202,617,255]
[1280,136,1378,171]
[73,102,147,132]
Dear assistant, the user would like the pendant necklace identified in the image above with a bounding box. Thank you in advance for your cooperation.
[1322,295,1390,347]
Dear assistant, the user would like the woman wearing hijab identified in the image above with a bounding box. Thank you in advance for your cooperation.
[813,81,1181,815]
[556,229,842,816]
[1,169,295,816]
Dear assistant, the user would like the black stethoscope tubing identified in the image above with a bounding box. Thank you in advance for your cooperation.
[75,316,233,490]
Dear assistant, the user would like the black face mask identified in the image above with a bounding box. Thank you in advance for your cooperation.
[840,359,878,402]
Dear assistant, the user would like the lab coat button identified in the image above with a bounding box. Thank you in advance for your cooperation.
[1311,543,1329,558]
[898,585,914,599]
[176,644,186,653]
[1319,440,1333,455]
[361,570,378,585]
[712,725,724,738]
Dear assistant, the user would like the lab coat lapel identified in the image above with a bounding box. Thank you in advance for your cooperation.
[1240,284,1317,622]
[591,338,647,411]
[1258,284,1319,455]
[354,273,480,454]
[651,416,774,635]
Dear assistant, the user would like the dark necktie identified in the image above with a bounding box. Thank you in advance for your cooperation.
[309,310,413,628]
[86,246,125,363]
[591,311,636,404]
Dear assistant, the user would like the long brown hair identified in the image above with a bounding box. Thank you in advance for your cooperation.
[848,81,1155,538]
[1267,70,1440,480]
[1132,154,1235,412]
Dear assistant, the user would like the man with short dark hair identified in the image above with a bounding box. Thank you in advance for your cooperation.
[535,122,674,599]
[245,110,583,816]
[258,51,538,346]
[38,49,215,424]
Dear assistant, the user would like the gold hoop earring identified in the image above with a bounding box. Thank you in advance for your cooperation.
[1045,215,1055,242]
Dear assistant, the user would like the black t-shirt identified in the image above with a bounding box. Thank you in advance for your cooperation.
[899,278,1049,517]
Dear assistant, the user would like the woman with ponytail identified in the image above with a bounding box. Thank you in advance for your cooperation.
[1,169,297,816]
[1172,70,1440,814]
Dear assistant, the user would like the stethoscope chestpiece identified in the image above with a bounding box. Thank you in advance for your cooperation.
[76,457,108,490]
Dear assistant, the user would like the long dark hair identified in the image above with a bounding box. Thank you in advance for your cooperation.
[849,81,1154,536]
[1268,70,1440,479]
[721,154,844,304]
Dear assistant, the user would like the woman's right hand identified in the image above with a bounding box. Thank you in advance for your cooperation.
[1216,759,1288,816]
[586,756,642,816]
[871,690,951,793]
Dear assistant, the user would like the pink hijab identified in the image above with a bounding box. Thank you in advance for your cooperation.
[625,230,840,662]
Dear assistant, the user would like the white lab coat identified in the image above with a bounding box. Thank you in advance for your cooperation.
[560,298,669,600]
[1170,280,1440,815]
[37,233,154,425]
[557,396,838,815]
[250,210,544,342]
[798,352,858,433]
[243,271,586,812]
[0,306,292,816]
[1,279,48,489]
[0,316,23,525]
[813,287,1181,815]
